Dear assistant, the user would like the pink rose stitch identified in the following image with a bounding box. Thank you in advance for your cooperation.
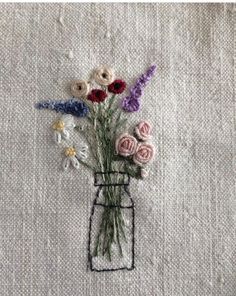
[115,133,138,157]
[133,142,155,166]
[135,121,152,141]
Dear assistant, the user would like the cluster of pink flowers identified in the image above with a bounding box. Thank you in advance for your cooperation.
[115,121,155,167]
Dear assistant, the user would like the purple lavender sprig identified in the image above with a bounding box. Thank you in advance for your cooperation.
[122,64,157,112]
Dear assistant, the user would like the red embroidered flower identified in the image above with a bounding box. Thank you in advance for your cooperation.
[87,89,107,103]
[108,79,126,94]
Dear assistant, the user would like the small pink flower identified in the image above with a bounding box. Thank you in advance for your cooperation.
[133,143,155,166]
[141,168,149,179]
[135,121,152,141]
[116,133,138,157]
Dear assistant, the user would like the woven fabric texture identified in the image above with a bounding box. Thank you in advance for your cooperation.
[0,3,236,296]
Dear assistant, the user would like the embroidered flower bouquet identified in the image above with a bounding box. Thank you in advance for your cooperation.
[36,65,156,271]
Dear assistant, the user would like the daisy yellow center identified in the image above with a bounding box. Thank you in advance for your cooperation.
[52,120,65,131]
[65,147,76,157]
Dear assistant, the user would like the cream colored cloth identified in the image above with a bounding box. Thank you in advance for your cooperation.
[0,3,235,296]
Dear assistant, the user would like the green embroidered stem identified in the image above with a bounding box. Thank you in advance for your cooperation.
[93,184,126,260]
[87,95,129,260]
[75,93,128,260]
[76,157,95,171]
[93,104,105,172]
[75,93,139,260]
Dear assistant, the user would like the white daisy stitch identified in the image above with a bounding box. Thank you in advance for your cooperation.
[62,145,88,171]
[62,147,79,171]
[52,115,75,144]
[77,145,88,161]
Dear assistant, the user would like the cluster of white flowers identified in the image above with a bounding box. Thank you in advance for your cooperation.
[70,65,115,99]
[52,114,88,171]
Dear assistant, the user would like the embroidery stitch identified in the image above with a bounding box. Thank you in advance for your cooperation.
[88,171,135,272]
[122,64,157,112]
[71,80,90,97]
[134,120,152,141]
[36,65,157,272]
[93,66,115,86]
[36,98,89,117]
[62,147,79,170]
[52,115,75,144]
[108,79,126,94]
[62,145,88,171]
[115,133,138,157]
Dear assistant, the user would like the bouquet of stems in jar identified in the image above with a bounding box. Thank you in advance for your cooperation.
[36,65,156,261]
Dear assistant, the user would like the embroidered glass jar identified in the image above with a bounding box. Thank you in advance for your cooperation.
[88,171,135,272]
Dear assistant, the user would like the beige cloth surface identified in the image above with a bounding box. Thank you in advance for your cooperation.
[0,3,236,296]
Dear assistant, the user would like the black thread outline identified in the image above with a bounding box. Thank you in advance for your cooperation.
[94,171,130,187]
[88,171,135,272]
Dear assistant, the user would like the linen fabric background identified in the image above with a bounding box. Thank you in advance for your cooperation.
[0,3,235,296]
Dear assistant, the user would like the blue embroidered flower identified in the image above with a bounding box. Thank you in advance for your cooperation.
[35,98,89,117]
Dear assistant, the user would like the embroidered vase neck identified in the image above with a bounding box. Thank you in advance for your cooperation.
[93,171,131,207]
[94,171,130,187]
